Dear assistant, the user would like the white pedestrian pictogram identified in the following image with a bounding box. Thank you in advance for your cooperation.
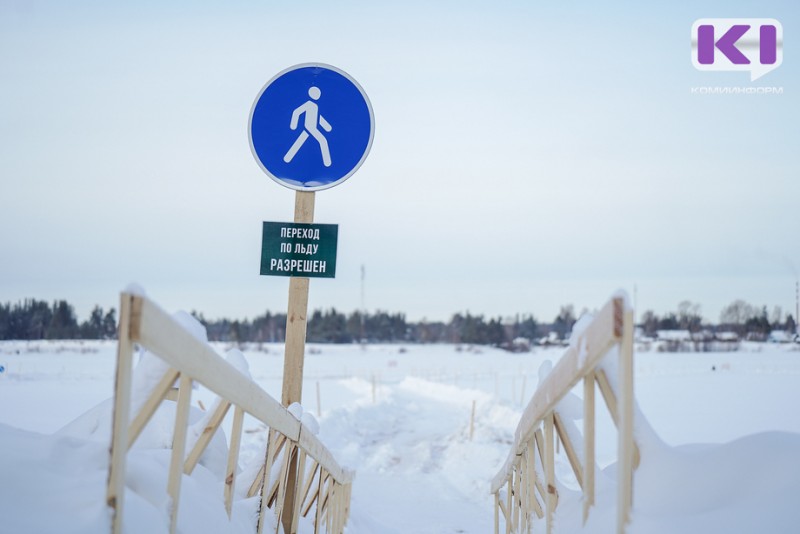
[283,86,333,167]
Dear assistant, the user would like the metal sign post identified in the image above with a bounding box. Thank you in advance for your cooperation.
[249,63,374,533]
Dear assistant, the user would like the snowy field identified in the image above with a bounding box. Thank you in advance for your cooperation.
[1,339,799,533]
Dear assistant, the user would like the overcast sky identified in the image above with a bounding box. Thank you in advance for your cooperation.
[1,0,798,325]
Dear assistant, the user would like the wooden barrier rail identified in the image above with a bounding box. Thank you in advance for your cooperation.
[490,297,637,534]
[106,292,353,534]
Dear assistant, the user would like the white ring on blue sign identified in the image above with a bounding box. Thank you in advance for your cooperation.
[249,63,375,192]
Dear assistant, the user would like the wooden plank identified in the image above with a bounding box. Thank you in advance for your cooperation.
[494,492,500,534]
[335,483,344,533]
[534,428,545,472]
[281,192,315,419]
[273,443,296,534]
[167,373,193,534]
[512,465,521,532]
[315,471,329,534]
[595,369,619,427]
[342,483,352,532]
[282,274,310,407]
[553,411,584,489]
[300,460,320,516]
[184,400,231,475]
[617,310,635,534]
[298,426,352,484]
[490,298,622,493]
[225,405,245,517]
[498,497,509,525]
[519,455,527,533]
[520,453,529,533]
[544,413,555,534]
[250,462,267,500]
[290,449,308,533]
[128,368,180,450]
[107,293,137,534]
[267,462,283,508]
[258,433,289,506]
[526,440,544,520]
[325,483,336,532]
[272,434,287,464]
[534,477,546,517]
[133,295,301,443]
[596,369,641,470]
[583,373,596,525]
[505,478,512,534]
[255,431,272,534]
[302,475,321,517]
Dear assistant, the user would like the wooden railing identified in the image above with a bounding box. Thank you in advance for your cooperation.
[490,297,637,534]
[106,292,353,534]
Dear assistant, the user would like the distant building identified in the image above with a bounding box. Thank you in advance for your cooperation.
[768,330,792,343]
[655,330,691,352]
[652,330,740,352]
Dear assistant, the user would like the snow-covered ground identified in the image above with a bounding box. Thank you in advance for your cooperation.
[1,340,799,533]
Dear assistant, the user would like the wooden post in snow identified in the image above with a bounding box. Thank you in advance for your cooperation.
[617,309,635,533]
[281,190,314,534]
[316,380,322,418]
[469,400,476,441]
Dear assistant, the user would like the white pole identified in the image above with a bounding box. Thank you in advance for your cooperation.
[469,400,476,441]
[316,380,322,418]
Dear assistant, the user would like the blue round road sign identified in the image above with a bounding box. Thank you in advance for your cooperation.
[249,64,374,191]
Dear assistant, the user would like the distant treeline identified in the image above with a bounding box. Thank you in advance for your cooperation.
[0,297,538,347]
[190,308,539,347]
[1,298,796,345]
[0,299,117,340]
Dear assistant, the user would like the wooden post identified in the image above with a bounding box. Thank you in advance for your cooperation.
[282,190,315,407]
[129,368,181,450]
[167,373,193,534]
[291,450,308,529]
[256,430,277,534]
[505,478,513,534]
[617,310,635,534]
[544,413,556,534]
[316,380,322,418]
[107,294,136,534]
[554,411,584,489]
[282,190,315,534]
[494,492,500,534]
[583,373,596,525]
[469,400,476,441]
[225,406,245,517]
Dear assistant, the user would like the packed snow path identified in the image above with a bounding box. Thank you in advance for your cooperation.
[312,376,520,534]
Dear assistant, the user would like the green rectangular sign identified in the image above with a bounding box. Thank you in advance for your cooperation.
[260,222,338,278]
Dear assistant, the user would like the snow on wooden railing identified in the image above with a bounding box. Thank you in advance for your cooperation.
[490,296,637,534]
[106,292,353,534]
